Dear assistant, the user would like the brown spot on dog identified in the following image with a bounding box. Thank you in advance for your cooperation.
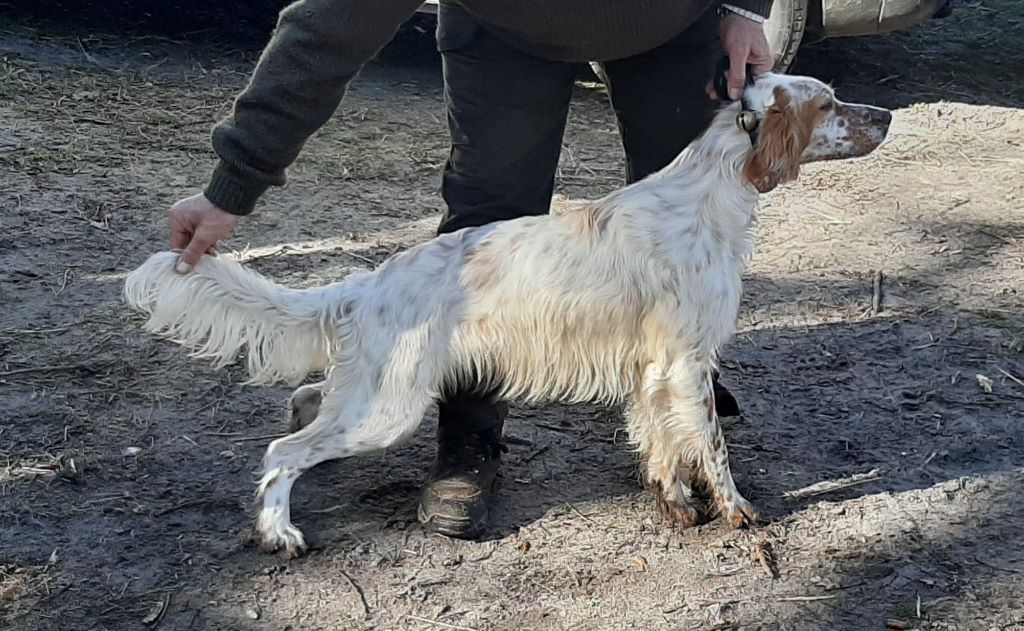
[473,315,494,338]
[743,86,823,193]
[570,203,613,239]
[648,388,673,417]
[464,247,499,291]
[839,104,892,157]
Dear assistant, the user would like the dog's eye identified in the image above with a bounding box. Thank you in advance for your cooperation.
[820,101,834,112]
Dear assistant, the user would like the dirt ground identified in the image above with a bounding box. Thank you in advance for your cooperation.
[1,1,1023,629]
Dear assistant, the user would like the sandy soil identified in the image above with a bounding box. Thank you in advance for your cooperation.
[1,1,1023,629]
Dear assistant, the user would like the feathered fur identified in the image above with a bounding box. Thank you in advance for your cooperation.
[123,251,357,385]
[124,73,891,556]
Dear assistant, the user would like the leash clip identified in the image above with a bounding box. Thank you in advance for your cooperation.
[713,56,760,144]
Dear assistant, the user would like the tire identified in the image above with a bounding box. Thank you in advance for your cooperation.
[763,0,808,72]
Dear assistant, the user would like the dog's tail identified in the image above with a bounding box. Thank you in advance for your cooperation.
[124,251,349,386]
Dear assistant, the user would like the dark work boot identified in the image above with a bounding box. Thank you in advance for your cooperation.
[418,405,507,539]
[712,370,741,417]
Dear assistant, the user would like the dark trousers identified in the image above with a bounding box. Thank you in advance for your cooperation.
[435,2,722,437]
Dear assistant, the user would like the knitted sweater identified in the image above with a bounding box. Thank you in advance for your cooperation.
[205,0,774,215]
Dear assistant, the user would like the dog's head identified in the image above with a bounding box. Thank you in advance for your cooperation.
[738,73,891,193]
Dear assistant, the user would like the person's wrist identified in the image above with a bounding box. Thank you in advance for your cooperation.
[719,4,768,23]
[204,161,268,216]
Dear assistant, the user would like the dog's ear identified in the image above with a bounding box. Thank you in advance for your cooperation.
[743,88,812,194]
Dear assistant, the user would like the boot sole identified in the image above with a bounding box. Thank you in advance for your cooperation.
[417,503,487,539]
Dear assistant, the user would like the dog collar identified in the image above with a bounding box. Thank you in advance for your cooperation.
[736,107,760,146]
[713,56,760,146]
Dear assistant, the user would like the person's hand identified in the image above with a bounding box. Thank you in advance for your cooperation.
[168,193,240,273]
[707,13,774,101]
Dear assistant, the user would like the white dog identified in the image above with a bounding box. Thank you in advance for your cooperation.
[125,73,891,557]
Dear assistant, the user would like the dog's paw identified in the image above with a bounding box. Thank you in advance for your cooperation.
[254,524,308,559]
[253,512,309,559]
[651,492,704,528]
[644,476,706,528]
[721,497,760,529]
[659,500,702,528]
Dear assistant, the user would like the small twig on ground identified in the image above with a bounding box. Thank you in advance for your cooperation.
[566,502,595,524]
[995,367,1024,390]
[0,364,92,377]
[141,592,171,625]
[527,577,558,596]
[153,498,218,517]
[339,569,370,616]
[536,423,573,433]
[0,325,77,335]
[306,503,348,515]
[232,433,287,443]
[403,614,479,631]
[824,580,867,592]
[979,229,1024,254]
[872,270,884,314]
[238,245,290,264]
[806,208,852,225]
[522,445,550,463]
[783,468,882,499]
[342,250,378,267]
[752,540,779,579]
[729,443,781,454]
[467,547,495,563]
[777,594,838,602]
[975,556,1023,574]
[76,38,101,65]
[502,434,533,446]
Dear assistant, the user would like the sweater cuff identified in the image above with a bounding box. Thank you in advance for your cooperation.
[723,0,773,19]
[204,161,271,216]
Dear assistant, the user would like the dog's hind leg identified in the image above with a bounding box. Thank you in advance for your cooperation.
[255,382,435,557]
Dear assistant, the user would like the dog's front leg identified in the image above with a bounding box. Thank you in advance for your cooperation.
[631,363,759,529]
[690,368,759,527]
[628,374,703,527]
